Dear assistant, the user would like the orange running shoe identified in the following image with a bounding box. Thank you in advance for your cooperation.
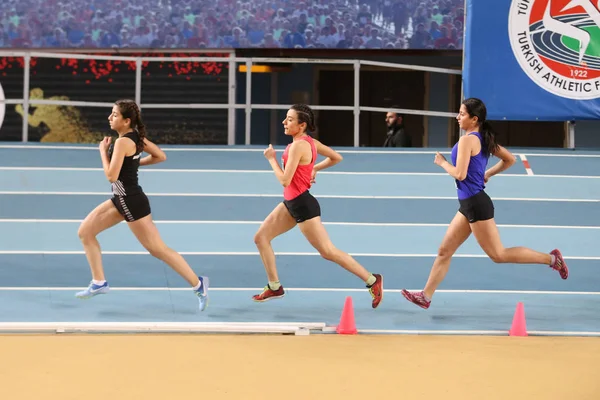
[252,284,285,302]
[368,274,384,308]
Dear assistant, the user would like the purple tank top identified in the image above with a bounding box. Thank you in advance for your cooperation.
[450,132,489,200]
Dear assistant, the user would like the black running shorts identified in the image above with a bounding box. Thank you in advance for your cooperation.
[283,190,321,223]
[458,190,494,223]
[111,192,151,222]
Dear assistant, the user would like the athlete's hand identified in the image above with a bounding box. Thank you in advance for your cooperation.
[434,152,447,166]
[484,171,490,183]
[310,169,317,184]
[263,144,276,160]
[99,136,111,152]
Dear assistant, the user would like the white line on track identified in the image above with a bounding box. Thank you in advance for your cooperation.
[0,250,598,259]
[0,191,596,202]
[0,287,598,295]
[0,218,597,230]
[1,144,600,158]
[2,166,600,179]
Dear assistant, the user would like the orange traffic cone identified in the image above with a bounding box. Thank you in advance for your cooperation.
[336,296,357,335]
[509,302,528,337]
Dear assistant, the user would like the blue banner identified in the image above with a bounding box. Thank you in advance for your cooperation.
[463,0,600,120]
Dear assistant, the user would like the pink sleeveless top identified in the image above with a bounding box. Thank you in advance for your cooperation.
[281,135,316,201]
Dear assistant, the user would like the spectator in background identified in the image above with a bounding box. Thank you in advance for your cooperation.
[47,27,70,47]
[409,23,431,49]
[304,29,317,47]
[207,29,225,48]
[431,5,443,26]
[392,0,408,35]
[365,28,383,48]
[336,30,353,48]
[357,4,372,27]
[261,32,280,48]
[297,13,309,34]
[317,26,336,47]
[247,20,265,44]
[293,2,309,18]
[283,23,305,48]
[333,23,345,43]
[383,107,411,147]
[225,26,243,47]
[429,20,442,41]
[100,27,121,47]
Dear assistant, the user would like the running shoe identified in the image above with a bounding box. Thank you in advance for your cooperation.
[549,249,569,280]
[194,276,209,311]
[401,289,431,309]
[252,284,285,302]
[367,273,384,308]
[75,281,110,299]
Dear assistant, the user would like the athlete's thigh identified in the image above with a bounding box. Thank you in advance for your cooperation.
[297,217,333,252]
[470,218,504,256]
[126,214,164,251]
[79,199,124,237]
[255,202,297,241]
[438,211,472,255]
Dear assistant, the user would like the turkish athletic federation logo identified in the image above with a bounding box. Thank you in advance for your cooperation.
[509,0,600,100]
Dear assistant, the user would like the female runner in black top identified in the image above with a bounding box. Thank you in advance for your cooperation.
[75,99,209,311]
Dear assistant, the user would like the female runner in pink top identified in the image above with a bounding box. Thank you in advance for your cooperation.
[252,104,384,309]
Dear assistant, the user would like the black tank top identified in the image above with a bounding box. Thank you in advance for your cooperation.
[108,131,143,196]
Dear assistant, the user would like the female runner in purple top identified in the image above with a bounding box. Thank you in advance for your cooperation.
[401,98,569,309]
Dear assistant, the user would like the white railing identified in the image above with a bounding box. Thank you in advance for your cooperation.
[0,50,461,146]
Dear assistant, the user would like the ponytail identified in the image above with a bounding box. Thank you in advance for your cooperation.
[480,121,498,157]
[461,98,497,157]
[135,114,146,154]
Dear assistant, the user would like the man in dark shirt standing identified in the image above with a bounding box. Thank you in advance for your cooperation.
[383,107,411,147]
